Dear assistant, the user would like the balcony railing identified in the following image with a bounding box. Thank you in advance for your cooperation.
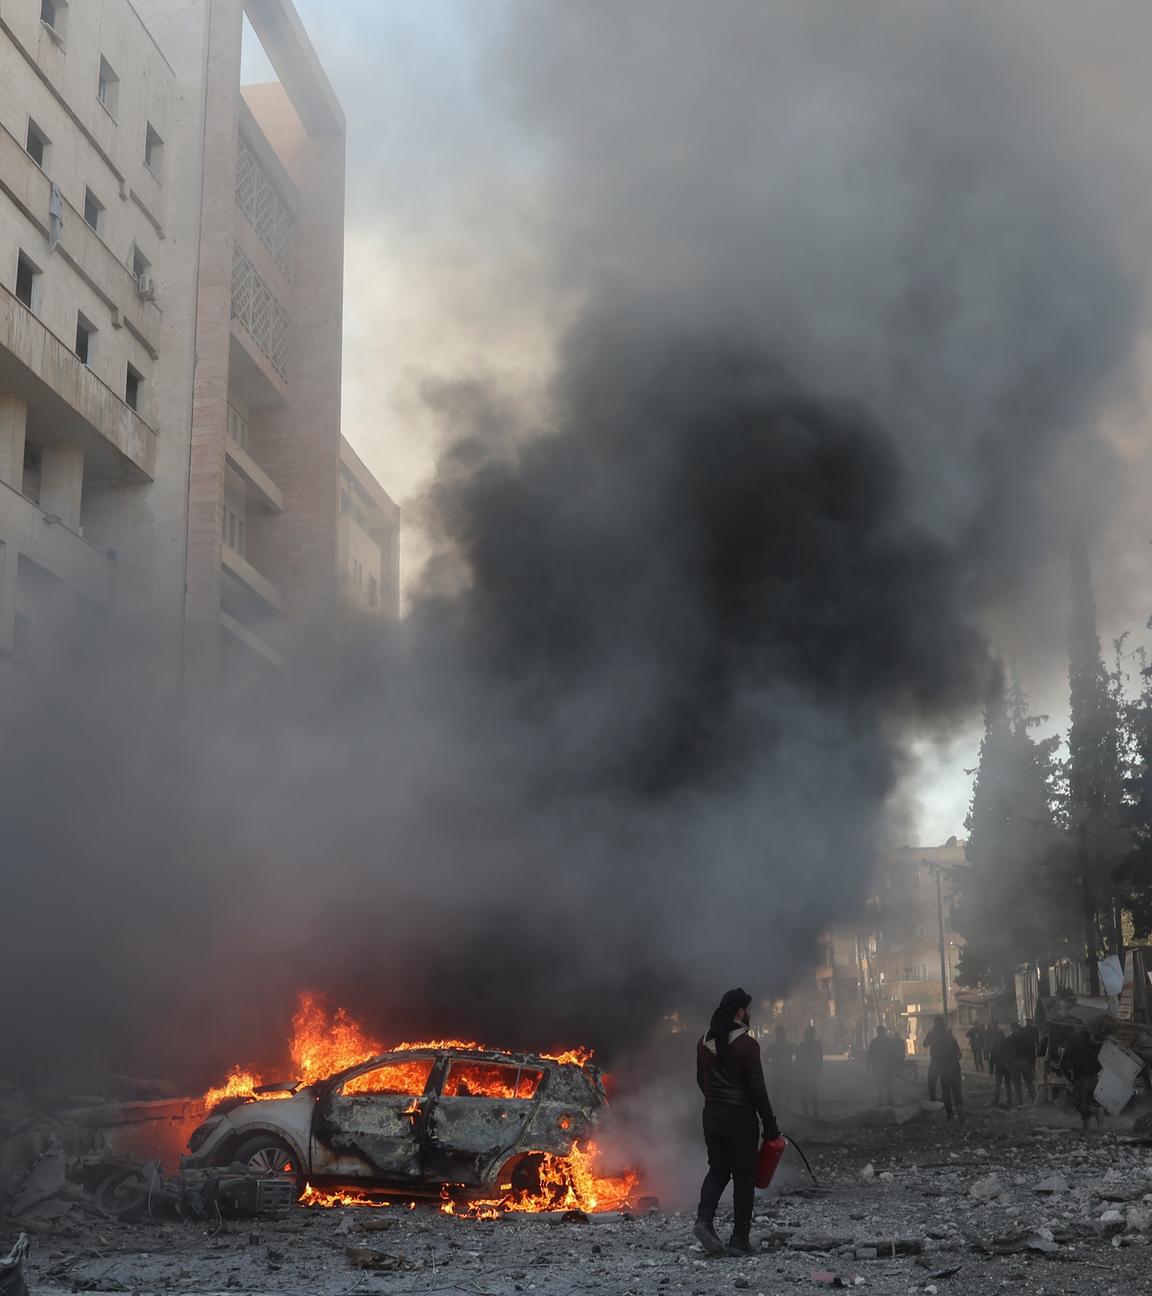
[231,247,289,381]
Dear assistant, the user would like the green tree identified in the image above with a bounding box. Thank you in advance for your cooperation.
[1066,539,1128,971]
[1116,635,1152,938]
[954,676,1073,988]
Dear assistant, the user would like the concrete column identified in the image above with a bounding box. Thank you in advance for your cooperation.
[39,443,85,531]
[0,396,28,491]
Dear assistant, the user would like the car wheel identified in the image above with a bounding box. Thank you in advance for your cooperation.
[232,1135,305,1195]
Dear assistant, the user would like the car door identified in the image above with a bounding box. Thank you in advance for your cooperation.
[424,1058,544,1186]
[314,1055,436,1181]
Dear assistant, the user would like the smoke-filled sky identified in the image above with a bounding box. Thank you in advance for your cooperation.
[245,0,1152,841]
[3,1,1152,1090]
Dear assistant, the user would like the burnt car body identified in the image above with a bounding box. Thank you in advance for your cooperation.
[184,1048,607,1195]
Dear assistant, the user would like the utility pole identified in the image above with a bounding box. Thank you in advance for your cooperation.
[934,865,950,1021]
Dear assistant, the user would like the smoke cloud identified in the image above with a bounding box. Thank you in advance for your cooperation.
[2,1,1150,1090]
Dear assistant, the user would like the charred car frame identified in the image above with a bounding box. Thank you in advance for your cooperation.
[183,1047,608,1196]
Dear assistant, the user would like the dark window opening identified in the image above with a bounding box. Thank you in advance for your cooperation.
[26,120,48,169]
[83,188,103,232]
[75,314,94,365]
[144,123,164,175]
[98,56,119,117]
[125,364,141,411]
[131,245,150,280]
[15,253,40,311]
[41,0,57,27]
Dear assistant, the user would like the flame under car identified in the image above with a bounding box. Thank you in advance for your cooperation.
[184,1047,608,1197]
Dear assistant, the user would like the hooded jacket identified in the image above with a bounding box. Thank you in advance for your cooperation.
[697,1025,778,1132]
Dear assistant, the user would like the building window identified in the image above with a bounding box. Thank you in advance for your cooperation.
[97,56,119,118]
[368,575,379,609]
[131,246,150,280]
[40,0,67,38]
[125,363,141,411]
[227,404,249,451]
[15,252,41,312]
[144,123,164,176]
[83,188,103,233]
[222,499,247,557]
[26,119,50,170]
[75,313,95,365]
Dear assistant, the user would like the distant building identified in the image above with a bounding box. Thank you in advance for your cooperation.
[339,437,400,624]
[775,840,969,1052]
[0,0,398,683]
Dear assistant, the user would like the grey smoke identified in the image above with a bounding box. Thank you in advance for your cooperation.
[1,1,1149,1091]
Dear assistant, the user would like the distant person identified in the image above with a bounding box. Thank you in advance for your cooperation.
[986,1025,1009,1107]
[1021,1019,1041,1086]
[764,1025,795,1111]
[921,1015,950,1103]
[937,1027,965,1121]
[1006,1023,1036,1107]
[794,1025,824,1118]
[866,1025,901,1106]
[967,1024,985,1072]
[1063,1030,1102,1129]
[695,988,780,1258]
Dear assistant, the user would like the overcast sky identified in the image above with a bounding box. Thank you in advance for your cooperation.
[241,2,1152,849]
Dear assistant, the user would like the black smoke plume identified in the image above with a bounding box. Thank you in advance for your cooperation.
[0,1,1147,1090]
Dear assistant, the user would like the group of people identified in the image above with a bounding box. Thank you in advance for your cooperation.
[763,1024,825,1116]
[692,988,1107,1260]
[966,1020,1039,1108]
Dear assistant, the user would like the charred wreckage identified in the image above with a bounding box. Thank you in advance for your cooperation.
[186,1045,610,1200]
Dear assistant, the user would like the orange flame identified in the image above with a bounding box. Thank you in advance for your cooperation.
[203,993,635,1217]
[440,1142,638,1218]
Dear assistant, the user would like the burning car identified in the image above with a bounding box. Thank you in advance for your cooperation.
[184,1046,609,1200]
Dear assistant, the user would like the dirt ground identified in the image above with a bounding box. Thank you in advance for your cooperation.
[14,1058,1152,1296]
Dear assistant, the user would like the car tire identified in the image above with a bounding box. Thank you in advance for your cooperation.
[232,1134,306,1196]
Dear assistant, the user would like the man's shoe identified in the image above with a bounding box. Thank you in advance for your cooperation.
[693,1218,725,1256]
[726,1233,756,1257]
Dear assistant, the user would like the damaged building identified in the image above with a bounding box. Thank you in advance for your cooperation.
[0,0,400,688]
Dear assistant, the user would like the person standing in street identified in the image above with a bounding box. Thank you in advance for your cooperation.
[937,1027,965,1121]
[794,1025,824,1118]
[967,1024,985,1072]
[695,989,780,1258]
[986,1024,1010,1107]
[922,1015,950,1103]
[1063,1030,1102,1130]
[1006,1023,1036,1107]
[764,1025,795,1112]
[866,1025,900,1106]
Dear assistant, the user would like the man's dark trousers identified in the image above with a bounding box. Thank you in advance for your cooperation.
[698,1105,760,1236]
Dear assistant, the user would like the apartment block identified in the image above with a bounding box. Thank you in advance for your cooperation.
[0,0,399,683]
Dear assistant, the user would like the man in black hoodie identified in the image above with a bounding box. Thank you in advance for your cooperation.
[695,988,781,1258]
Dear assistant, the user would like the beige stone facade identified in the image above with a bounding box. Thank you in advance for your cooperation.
[0,0,397,681]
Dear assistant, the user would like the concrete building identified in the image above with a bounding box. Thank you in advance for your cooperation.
[339,436,400,624]
[0,0,397,682]
[773,840,969,1053]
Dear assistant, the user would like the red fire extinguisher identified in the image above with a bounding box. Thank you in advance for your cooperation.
[756,1135,788,1189]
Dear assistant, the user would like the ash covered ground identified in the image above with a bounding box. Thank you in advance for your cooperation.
[16,1059,1152,1296]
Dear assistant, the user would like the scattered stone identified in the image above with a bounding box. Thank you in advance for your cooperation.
[1032,1175,1068,1194]
[969,1175,1003,1202]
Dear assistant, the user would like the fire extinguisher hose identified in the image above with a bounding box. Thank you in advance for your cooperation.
[782,1133,821,1188]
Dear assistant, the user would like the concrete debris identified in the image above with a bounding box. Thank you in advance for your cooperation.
[0,1235,29,1296]
[1032,1174,1068,1193]
[344,1246,412,1272]
[968,1174,1003,1201]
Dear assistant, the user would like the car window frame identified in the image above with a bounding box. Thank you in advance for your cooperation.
[439,1056,547,1102]
[331,1052,439,1100]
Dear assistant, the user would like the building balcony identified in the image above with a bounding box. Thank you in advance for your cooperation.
[225,440,283,513]
[0,286,156,481]
[221,543,281,612]
[230,246,289,409]
[0,477,117,653]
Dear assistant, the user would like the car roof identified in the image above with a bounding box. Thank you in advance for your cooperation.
[329,1046,565,1084]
